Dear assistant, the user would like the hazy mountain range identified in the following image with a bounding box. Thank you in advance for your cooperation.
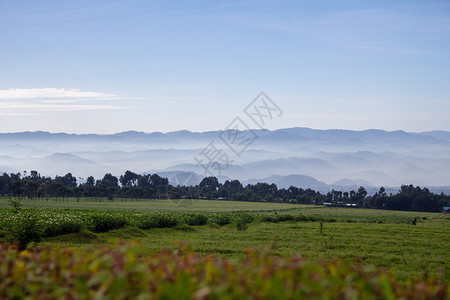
[0,127,449,194]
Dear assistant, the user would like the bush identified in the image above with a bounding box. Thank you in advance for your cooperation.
[136,215,178,229]
[296,215,309,221]
[236,214,253,231]
[262,214,297,223]
[277,214,296,222]
[155,215,178,228]
[261,215,278,223]
[90,215,128,232]
[261,214,326,223]
[186,214,208,226]
[236,221,248,231]
[214,215,231,226]
[43,220,83,237]
[136,217,158,229]
[8,196,22,214]
[8,210,43,250]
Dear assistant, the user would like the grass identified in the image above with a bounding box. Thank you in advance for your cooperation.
[0,197,314,212]
[36,213,449,280]
[112,221,448,280]
[1,196,448,280]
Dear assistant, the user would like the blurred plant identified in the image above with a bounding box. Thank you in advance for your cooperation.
[0,242,447,299]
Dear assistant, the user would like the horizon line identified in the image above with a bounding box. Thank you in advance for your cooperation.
[0,126,448,136]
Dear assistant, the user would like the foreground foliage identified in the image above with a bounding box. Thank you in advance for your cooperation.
[0,242,447,299]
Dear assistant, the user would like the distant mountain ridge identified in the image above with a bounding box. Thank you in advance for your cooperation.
[1,127,449,191]
[1,127,450,142]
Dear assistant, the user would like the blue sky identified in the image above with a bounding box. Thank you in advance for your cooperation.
[0,0,449,133]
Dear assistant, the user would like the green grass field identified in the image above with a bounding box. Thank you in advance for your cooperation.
[0,197,312,212]
[44,217,449,280]
[1,197,449,280]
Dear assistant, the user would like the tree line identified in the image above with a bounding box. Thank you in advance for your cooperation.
[0,170,449,212]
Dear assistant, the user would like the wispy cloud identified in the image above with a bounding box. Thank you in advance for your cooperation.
[0,88,129,115]
[0,88,194,117]
[40,99,86,104]
[0,88,116,99]
[0,102,128,112]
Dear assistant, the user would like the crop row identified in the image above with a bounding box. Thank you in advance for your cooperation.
[0,209,238,237]
[0,208,350,239]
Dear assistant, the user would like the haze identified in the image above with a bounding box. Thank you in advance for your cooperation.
[1,0,450,133]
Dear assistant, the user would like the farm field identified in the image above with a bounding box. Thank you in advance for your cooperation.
[61,218,449,281]
[0,197,312,212]
[0,197,448,281]
[0,197,448,298]
[0,197,445,222]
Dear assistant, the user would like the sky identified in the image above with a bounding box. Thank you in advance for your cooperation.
[0,0,449,134]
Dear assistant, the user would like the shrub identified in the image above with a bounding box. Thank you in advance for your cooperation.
[8,210,43,250]
[8,196,22,214]
[236,214,253,231]
[136,217,158,229]
[214,215,231,226]
[155,214,178,228]
[276,214,296,222]
[296,215,309,221]
[90,214,128,232]
[261,215,278,223]
[262,214,297,223]
[186,214,208,226]
[43,220,83,237]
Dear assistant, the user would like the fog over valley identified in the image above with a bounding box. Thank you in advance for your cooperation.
[1,127,449,194]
